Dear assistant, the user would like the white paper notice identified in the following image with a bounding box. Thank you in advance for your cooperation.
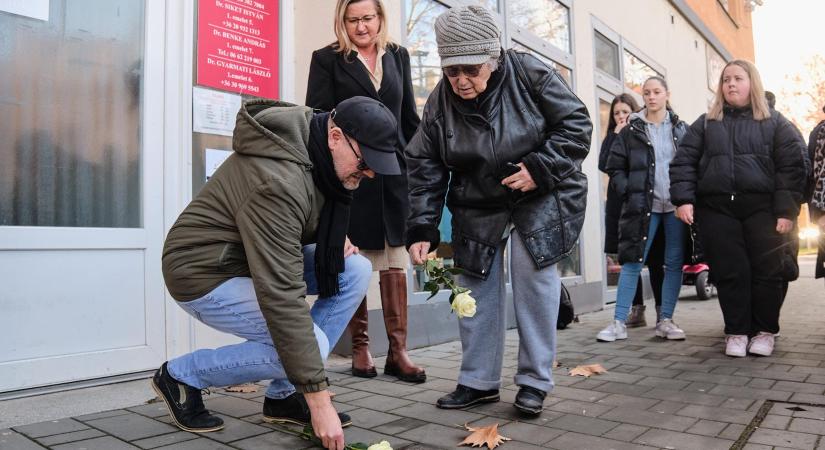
[205,148,233,182]
[0,0,49,21]
[193,86,242,137]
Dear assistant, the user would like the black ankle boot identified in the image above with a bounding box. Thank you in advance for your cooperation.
[262,392,352,427]
[514,385,546,415]
[151,362,224,433]
[436,385,499,409]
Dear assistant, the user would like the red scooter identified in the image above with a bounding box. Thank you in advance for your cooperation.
[682,263,715,300]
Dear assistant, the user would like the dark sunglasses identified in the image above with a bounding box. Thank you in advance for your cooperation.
[344,135,370,171]
[443,63,485,78]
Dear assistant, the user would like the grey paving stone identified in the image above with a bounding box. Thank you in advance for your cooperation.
[596,393,660,410]
[774,380,825,394]
[347,393,415,411]
[633,428,733,450]
[37,429,105,446]
[682,381,718,394]
[396,422,466,448]
[497,421,564,445]
[601,423,649,442]
[231,431,315,449]
[722,397,756,410]
[787,417,825,434]
[676,404,756,425]
[635,376,692,391]
[398,390,444,404]
[545,414,620,436]
[197,415,269,443]
[735,368,809,382]
[760,414,792,430]
[641,387,728,407]
[74,409,132,422]
[676,370,751,386]
[718,422,746,440]
[607,356,674,369]
[388,401,485,426]
[747,427,820,449]
[371,417,429,436]
[593,381,655,397]
[332,390,374,403]
[601,407,698,432]
[631,366,684,379]
[332,401,360,413]
[789,392,825,404]
[346,408,401,429]
[153,438,235,449]
[741,444,773,450]
[13,419,88,439]
[126,403,171,419]
[342,379,425,398]
[547,431,656,450]
[85,413,177,442]
[204,396,263,418]
[0,429,46,450]
[745,378,777,389]
[51,436,140,450]
[130,431,199,449]
[647,400,689,414]
[685,419,728,437]
[707,384,793,401]
[550,386,610,402]
[547,399,615,418]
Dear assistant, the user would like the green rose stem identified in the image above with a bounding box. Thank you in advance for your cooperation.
[263,422,372,449]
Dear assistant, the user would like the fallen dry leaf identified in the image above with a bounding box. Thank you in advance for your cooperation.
[459,423,511,449]
[568,364,608,377]
[224,384,259,393]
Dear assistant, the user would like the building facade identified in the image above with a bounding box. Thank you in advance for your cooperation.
[0,0,755,395]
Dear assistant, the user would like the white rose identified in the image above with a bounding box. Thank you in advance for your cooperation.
[367,440,393,450]
[451,290,477,318]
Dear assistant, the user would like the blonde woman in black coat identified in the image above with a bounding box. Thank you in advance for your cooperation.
[306,0,424,383]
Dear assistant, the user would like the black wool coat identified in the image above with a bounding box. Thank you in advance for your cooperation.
[598,131,620,254]
[306,44,420,250]
[605,112,689,264]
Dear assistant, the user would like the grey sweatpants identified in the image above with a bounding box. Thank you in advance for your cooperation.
[456,229,560,393]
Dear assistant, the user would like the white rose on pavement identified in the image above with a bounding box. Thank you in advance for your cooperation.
[451,290,477,318]
[367,440,393,450]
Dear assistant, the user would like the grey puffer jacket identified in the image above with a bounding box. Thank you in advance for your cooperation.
[404,50,592,279]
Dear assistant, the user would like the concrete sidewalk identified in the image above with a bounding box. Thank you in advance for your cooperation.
[2,256,824,449]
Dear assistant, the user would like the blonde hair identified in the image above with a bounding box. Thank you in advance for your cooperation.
[708,60,771,121]
[333,0,393,59]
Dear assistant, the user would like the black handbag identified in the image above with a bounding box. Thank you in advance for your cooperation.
[557,283,575,329]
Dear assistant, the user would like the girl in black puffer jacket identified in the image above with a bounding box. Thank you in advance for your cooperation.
[669,60,807,358]
[599,76,690,343]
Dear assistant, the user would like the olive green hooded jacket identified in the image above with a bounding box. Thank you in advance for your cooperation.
[162,99,329,393]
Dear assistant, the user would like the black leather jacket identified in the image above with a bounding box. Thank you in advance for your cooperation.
[405,50,592,279]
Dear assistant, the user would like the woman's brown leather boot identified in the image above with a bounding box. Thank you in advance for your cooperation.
[347,298,377,378]
[380,269,426,383]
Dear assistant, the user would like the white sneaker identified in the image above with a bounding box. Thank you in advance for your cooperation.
[655,318,686,340]
[597,320,627,342]
[748,332,775,356]
[725,335,748,357]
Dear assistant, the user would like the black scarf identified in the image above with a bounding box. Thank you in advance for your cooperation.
[307,112,353,298]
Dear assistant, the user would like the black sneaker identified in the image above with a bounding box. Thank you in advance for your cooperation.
[514,385,546,415]
[436,385,499,409]
[151,362,224,433]
[261,392,352,427]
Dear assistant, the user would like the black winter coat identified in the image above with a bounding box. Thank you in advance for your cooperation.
[599,131,620,253]
[405,50,592,278]
[306,44,420,249]
[606,113,689,264]
[669,106,807,220]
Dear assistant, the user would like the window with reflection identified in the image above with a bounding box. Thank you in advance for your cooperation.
[0,0,144,227]
[623,50,660,95]
[406,0,448,115]
[511,42,572,85]
[507,0,570,53]
[594,31,620,79]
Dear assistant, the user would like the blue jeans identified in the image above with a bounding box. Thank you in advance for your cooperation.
[615,212,685,322]
[167,244,371,399]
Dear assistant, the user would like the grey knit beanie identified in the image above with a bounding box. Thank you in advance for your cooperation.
[434,5,501,68]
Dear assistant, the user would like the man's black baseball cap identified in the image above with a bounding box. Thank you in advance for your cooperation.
[332,96,401,175]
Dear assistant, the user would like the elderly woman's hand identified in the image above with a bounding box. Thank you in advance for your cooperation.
[500,163,537,192]
[410,241,431,265]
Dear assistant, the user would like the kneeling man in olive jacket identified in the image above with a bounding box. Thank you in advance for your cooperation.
[154,96,401,450]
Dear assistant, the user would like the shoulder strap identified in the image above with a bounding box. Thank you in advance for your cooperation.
[508,50,540,105]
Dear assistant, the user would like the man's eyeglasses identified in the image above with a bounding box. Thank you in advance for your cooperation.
[443,63,485,78]
[344,135,370,171]
[345,14,377,26]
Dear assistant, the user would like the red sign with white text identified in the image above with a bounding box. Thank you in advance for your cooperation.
[197,0,279,99]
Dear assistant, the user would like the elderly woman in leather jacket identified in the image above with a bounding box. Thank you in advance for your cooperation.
[405,6,591,416]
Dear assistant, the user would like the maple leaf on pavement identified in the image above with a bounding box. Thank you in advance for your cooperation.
[568,364,608,377]
[459,423,511,449]
[224,384,259,393]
